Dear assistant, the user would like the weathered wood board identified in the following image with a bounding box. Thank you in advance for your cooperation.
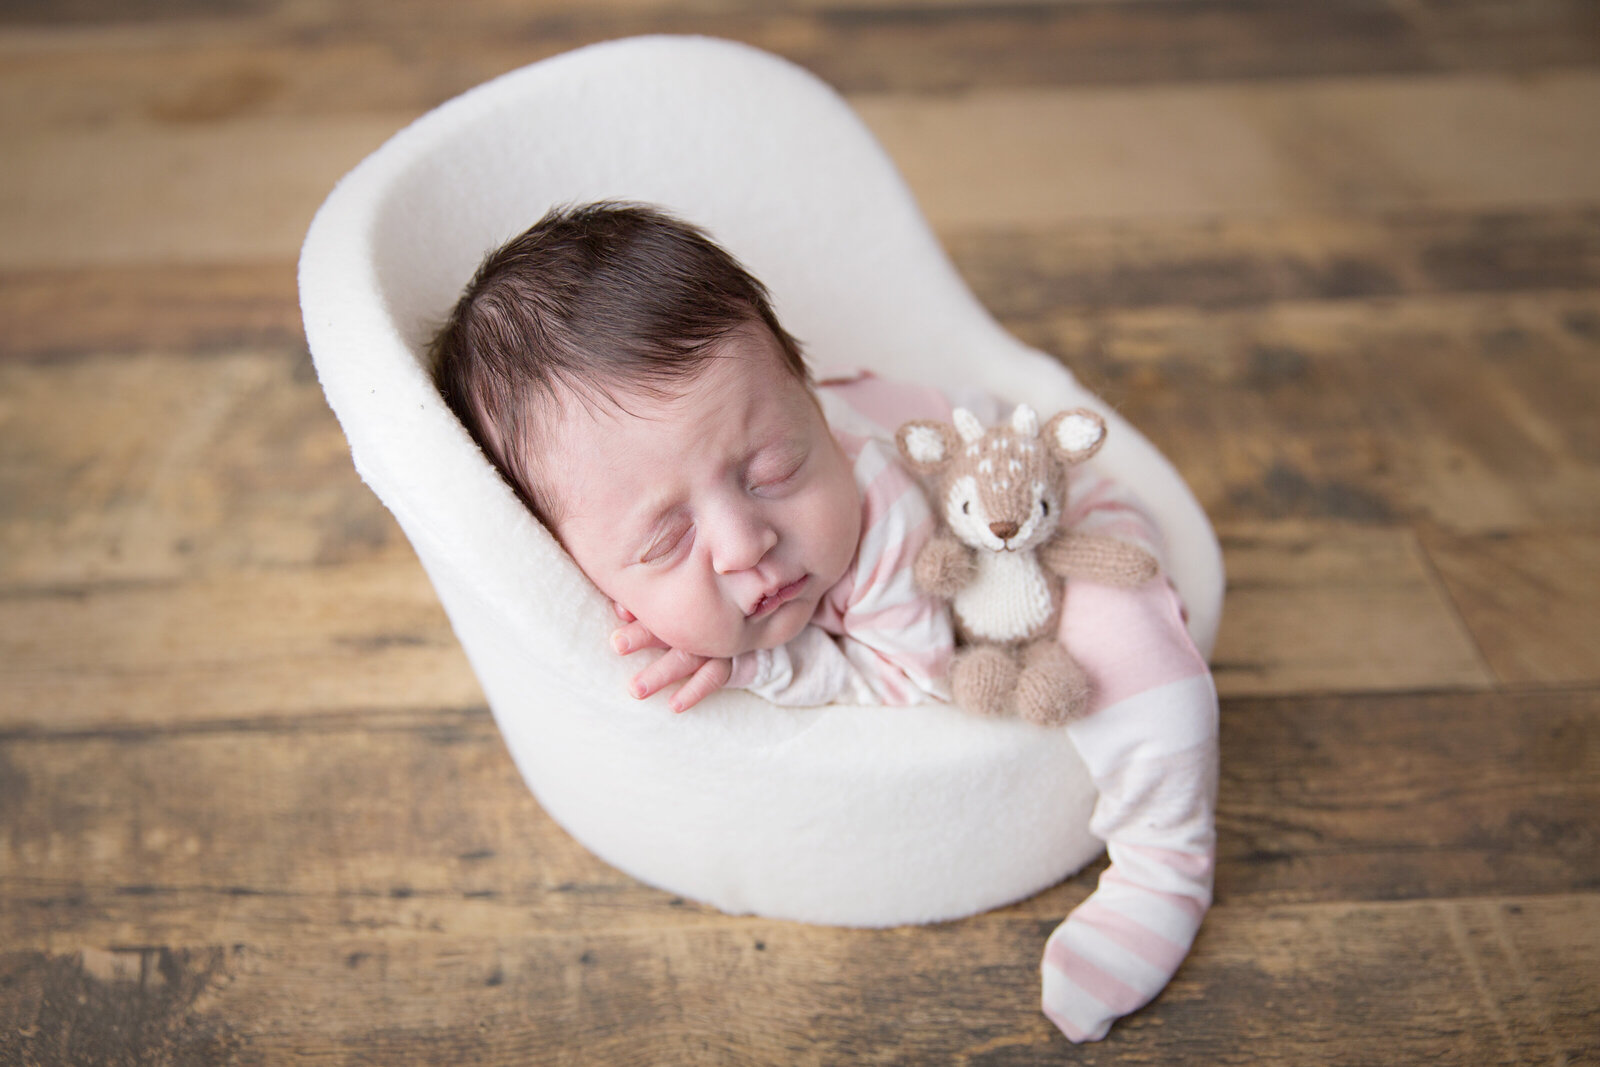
[3,0,1597,1061]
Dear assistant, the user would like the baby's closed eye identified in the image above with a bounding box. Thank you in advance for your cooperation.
[746,448,808,496]
[639,520,693,565]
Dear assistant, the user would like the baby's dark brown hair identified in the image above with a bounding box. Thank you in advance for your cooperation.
[430,202,808,527]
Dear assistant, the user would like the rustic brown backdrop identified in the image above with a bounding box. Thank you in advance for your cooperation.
[3,1,1598,1063]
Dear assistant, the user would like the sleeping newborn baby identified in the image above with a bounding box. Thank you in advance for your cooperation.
[431,202,1215,1044]
[431,202,954,712]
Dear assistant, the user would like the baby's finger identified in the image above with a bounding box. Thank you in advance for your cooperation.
[669,658,733,714]
[629,649,704,700]
[610,619,666,655]
[612,601,636,623]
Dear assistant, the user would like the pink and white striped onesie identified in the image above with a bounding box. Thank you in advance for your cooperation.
[738,370,1218,1042]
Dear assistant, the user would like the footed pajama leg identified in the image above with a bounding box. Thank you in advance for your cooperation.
[1043,578,1219,1042]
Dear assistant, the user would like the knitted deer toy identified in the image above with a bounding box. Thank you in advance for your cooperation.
[895,405,1159,724]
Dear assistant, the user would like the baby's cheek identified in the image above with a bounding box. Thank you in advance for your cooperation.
[638,593,742,659]
[821,482,863,580]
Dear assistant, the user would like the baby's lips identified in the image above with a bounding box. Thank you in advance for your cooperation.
[748,575,808,617]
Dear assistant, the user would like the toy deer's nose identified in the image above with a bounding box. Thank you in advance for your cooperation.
[989,520,1019,540]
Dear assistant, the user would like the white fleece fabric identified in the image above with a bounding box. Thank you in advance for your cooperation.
[298,36,1224,930]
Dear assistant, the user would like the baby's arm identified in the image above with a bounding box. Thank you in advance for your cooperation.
[728,625,924,706]
[611,609,919,710]
[611,544,950,712]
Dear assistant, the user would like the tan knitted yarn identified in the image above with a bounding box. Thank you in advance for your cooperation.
[896,404,1162,725]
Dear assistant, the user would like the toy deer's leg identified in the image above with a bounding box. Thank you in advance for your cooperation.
[949,645,1019,717]
[1042,579,1219,1043]
[1013,639,1091,725]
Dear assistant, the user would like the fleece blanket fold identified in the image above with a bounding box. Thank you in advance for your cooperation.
[299,35,1223,1040]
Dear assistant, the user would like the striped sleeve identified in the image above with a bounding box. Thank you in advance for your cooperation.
[824,438,953,703]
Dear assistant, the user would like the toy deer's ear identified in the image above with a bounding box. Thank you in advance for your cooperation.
[896,419,961,475]
[1011,404,1040,438]
[1044,409,1108,465]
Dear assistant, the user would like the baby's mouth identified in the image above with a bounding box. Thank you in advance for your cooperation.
[748,576,808,618]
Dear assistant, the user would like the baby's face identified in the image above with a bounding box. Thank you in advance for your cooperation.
[544,325,861,659]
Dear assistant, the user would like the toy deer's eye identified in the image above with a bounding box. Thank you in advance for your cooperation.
[962,501,971,515]
[1041,500,1050,516]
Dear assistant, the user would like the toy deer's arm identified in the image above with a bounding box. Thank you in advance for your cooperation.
[1040,532,1160,587]
[914,531,977,598]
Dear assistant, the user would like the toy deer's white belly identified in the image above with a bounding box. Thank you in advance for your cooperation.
[952,551,1055,644]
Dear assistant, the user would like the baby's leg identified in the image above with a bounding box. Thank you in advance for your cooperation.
[1042,578,1218,1042]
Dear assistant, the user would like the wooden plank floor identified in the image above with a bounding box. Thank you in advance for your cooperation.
[3,1,1598,1063]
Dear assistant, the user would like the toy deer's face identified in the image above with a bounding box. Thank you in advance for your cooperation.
[896,405,1108,554]
[944,415,1061,552]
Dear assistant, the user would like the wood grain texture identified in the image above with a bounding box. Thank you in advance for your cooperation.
[2,898,1595,1065]
[1420,527,1600,685]
[1025,289,1600,533]
[8,72,1600,268]
[0,350,401,588]
[946,207,1600,318]
[3,688,1594,952]
[3,0,1598,1062]
[8,203,1597,361]
[5,0,1597,136]
[1211,522,1492,696]
[0,264,304,360]
[0,563,481,727]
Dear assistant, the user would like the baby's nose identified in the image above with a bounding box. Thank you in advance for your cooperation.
[989,520,1019,541]
[711,515,778,574]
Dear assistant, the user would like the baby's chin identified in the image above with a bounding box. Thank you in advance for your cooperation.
[747,600,815,652]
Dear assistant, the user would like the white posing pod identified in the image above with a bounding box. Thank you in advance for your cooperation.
[299,36,1222,926]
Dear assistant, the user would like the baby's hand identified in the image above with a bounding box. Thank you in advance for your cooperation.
[628,649,732,714]
[609,602,667,656]
[610,603,732,714]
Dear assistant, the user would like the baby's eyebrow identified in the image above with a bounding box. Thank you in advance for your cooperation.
[746,433,806,467]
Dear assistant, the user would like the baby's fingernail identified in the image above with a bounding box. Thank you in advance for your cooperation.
[630,682,645,699]
[612,631,630,654]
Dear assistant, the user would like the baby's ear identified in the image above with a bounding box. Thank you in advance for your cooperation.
[896,419,961,475]
[1044,409,1108,465]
